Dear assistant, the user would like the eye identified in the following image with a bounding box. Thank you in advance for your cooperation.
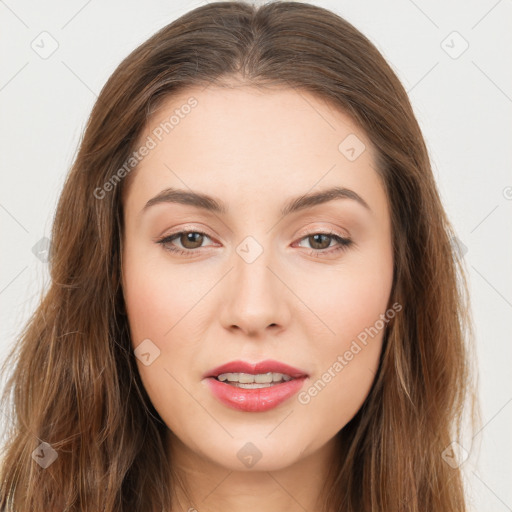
[156,229,353,258]
[294,231,353,258]
[156,230,214,256]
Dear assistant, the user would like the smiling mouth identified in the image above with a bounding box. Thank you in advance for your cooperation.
[212,371,296,389]
[205,372,308,412]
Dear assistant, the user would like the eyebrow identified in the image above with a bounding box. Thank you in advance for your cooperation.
[141,185,371,217]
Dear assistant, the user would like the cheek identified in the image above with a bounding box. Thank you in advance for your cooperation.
[122,247,203,346]
[295,252,392,425]
[301,252,393,345]
[122,257,205,420]
[121,245,221,390]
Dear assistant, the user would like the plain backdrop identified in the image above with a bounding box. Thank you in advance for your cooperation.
[1,1,511,510]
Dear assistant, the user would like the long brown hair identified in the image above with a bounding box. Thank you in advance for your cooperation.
[0,1,477,510]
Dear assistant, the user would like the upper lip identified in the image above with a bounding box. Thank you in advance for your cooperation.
[203,359,309,379]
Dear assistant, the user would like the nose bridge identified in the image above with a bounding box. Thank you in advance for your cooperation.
[221,233,288,333]
[233,234,278,304]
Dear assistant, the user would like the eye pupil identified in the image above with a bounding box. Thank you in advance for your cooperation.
[310,234,331,250]
[182,232,203,248]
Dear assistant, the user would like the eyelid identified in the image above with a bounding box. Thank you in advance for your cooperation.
[154,224,216,241]
[294,222,351,240]
[156,222,351,243]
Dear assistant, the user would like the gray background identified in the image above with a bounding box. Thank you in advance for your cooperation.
[1,1,511,510]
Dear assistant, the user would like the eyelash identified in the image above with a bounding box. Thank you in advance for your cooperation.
[156,229,353,258]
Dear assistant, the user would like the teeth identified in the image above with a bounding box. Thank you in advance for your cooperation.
[217,372,293,384]
[256,373,273,383]
[232,382,279,389]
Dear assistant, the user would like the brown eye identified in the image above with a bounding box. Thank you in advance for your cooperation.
[307,234,332,250]
[176,232,205,249]
[296,231,353,258]
[157,230,213,255]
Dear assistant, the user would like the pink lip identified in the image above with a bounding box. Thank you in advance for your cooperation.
[203,359,309,413]
[205,376,308,412]
[203,359,309,379]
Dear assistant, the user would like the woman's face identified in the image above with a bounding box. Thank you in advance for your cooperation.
[121,84,394,472]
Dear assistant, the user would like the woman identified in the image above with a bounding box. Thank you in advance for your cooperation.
[0,1,477,511]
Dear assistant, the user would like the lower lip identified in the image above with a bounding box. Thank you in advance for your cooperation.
[205,376,308,412]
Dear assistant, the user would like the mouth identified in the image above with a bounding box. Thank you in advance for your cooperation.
[212,371,295,388]
[204,359,309,381]
[203,359,309,412]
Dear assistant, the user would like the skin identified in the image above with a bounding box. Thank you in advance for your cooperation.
[121,82,394,512]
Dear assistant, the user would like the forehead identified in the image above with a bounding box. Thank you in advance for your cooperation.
[144,83,369,157]
[123,84,388,220]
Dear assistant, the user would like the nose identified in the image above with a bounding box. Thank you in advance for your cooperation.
[219,252,291,337]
